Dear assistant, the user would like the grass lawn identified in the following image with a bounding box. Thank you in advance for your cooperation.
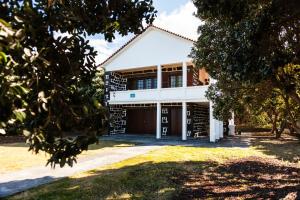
[6,137,300,200]
[0,140,135,174]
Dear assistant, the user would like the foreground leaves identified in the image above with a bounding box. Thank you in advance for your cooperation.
[0,0,156,167]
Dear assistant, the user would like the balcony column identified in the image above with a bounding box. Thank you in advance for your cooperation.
[218,121,224,139]
[228,112,235,135]
[182,62,187,87]
[156,102,161,139]
[157,64,162,89]
[209,101,216,142]
[215,120,220,140]
[182,102,187,140]
[219,120,224,138]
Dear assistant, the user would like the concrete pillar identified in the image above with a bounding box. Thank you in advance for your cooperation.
[209,101,216,142]
[156,102,161,139]
[182,102,187,140]
[219,120,224,138]
[182,62,187,87]
[228,112,235,135]
[215,120,220,140]
[157,65,162,89]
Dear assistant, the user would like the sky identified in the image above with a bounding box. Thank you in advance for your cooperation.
[90,0,202,65]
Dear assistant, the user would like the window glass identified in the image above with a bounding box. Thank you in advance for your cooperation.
[145,79,152,89]
[170,76,176,87]
[177,75,182,87]
[170,75,182,87]
[137,79,144,89]
[153,78,157,88]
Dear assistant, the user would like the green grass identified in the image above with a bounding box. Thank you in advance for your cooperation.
[6,146,263,200]
[6,138,300,200]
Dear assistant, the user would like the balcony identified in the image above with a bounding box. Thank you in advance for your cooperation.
[109,85,209,104]
[104,62,211,105]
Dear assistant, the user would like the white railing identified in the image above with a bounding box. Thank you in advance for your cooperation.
[109,85,209,104]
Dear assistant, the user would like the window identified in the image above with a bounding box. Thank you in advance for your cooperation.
[170,76,177,87]
[153,78,157,88]
[137,79,144,90]
[136,78,157,90]
[170,75,182,87]
[177,75,182,87]
[145,79,152,89]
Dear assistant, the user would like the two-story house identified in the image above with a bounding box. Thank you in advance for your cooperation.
[101,25,234,142]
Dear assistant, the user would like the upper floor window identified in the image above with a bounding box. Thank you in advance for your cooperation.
[170,75,182,87]
[137,79,144,89]
[145,79,152,89]
[135,78,157,90]
[153,78,157,88]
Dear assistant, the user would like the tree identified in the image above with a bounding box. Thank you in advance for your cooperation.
[0,0,156,167]
[192,0,300,135]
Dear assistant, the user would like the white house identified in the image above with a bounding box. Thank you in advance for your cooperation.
[100,25,234,142]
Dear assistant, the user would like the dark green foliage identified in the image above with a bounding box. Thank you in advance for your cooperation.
[0,0,156,167]
[192,0,300,134]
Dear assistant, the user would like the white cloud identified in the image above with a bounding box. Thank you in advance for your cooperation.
[153,1,202,40]
[88,39,113,65]
[90,35,133,65]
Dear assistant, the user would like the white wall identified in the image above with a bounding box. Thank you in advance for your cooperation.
[104,27,194,71]
[109,86,209,104]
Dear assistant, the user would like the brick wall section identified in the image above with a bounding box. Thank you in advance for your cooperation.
[161,107,170,136]
[187,105,193,137]
[192,104,209,136]
[109,105,127,134]
[105,71,127,134]
[104,71,127,106]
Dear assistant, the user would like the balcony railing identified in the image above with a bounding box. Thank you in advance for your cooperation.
[109,85,209,104]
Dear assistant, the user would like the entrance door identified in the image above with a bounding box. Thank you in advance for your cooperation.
[127,108,156,134]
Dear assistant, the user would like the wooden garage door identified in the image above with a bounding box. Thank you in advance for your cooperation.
[170,107,182,136]
[127,108,156,134]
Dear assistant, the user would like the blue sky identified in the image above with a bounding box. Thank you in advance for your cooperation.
[153,0,190,13]
[91,0,201,65]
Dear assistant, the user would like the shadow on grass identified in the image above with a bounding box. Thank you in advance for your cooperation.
[251,138,300,163]
[10,158,300,200]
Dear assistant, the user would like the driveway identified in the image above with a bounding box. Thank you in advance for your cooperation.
[100,134,252,148]
[0,145,161,198]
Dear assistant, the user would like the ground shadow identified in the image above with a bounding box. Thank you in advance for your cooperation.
[0,136,25,145]
[9,157,300,200]
[250,137,300,163]
[179,157,300,200]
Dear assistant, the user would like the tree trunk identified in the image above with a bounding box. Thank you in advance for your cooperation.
[275,120,287,139]
[268,111,278,135]
[281,94,300,135]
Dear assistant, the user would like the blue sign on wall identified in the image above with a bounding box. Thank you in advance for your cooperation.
[130,93,135,98]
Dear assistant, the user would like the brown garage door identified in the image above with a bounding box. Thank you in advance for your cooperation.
[127,108,156,134]
[170,107,182,136]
